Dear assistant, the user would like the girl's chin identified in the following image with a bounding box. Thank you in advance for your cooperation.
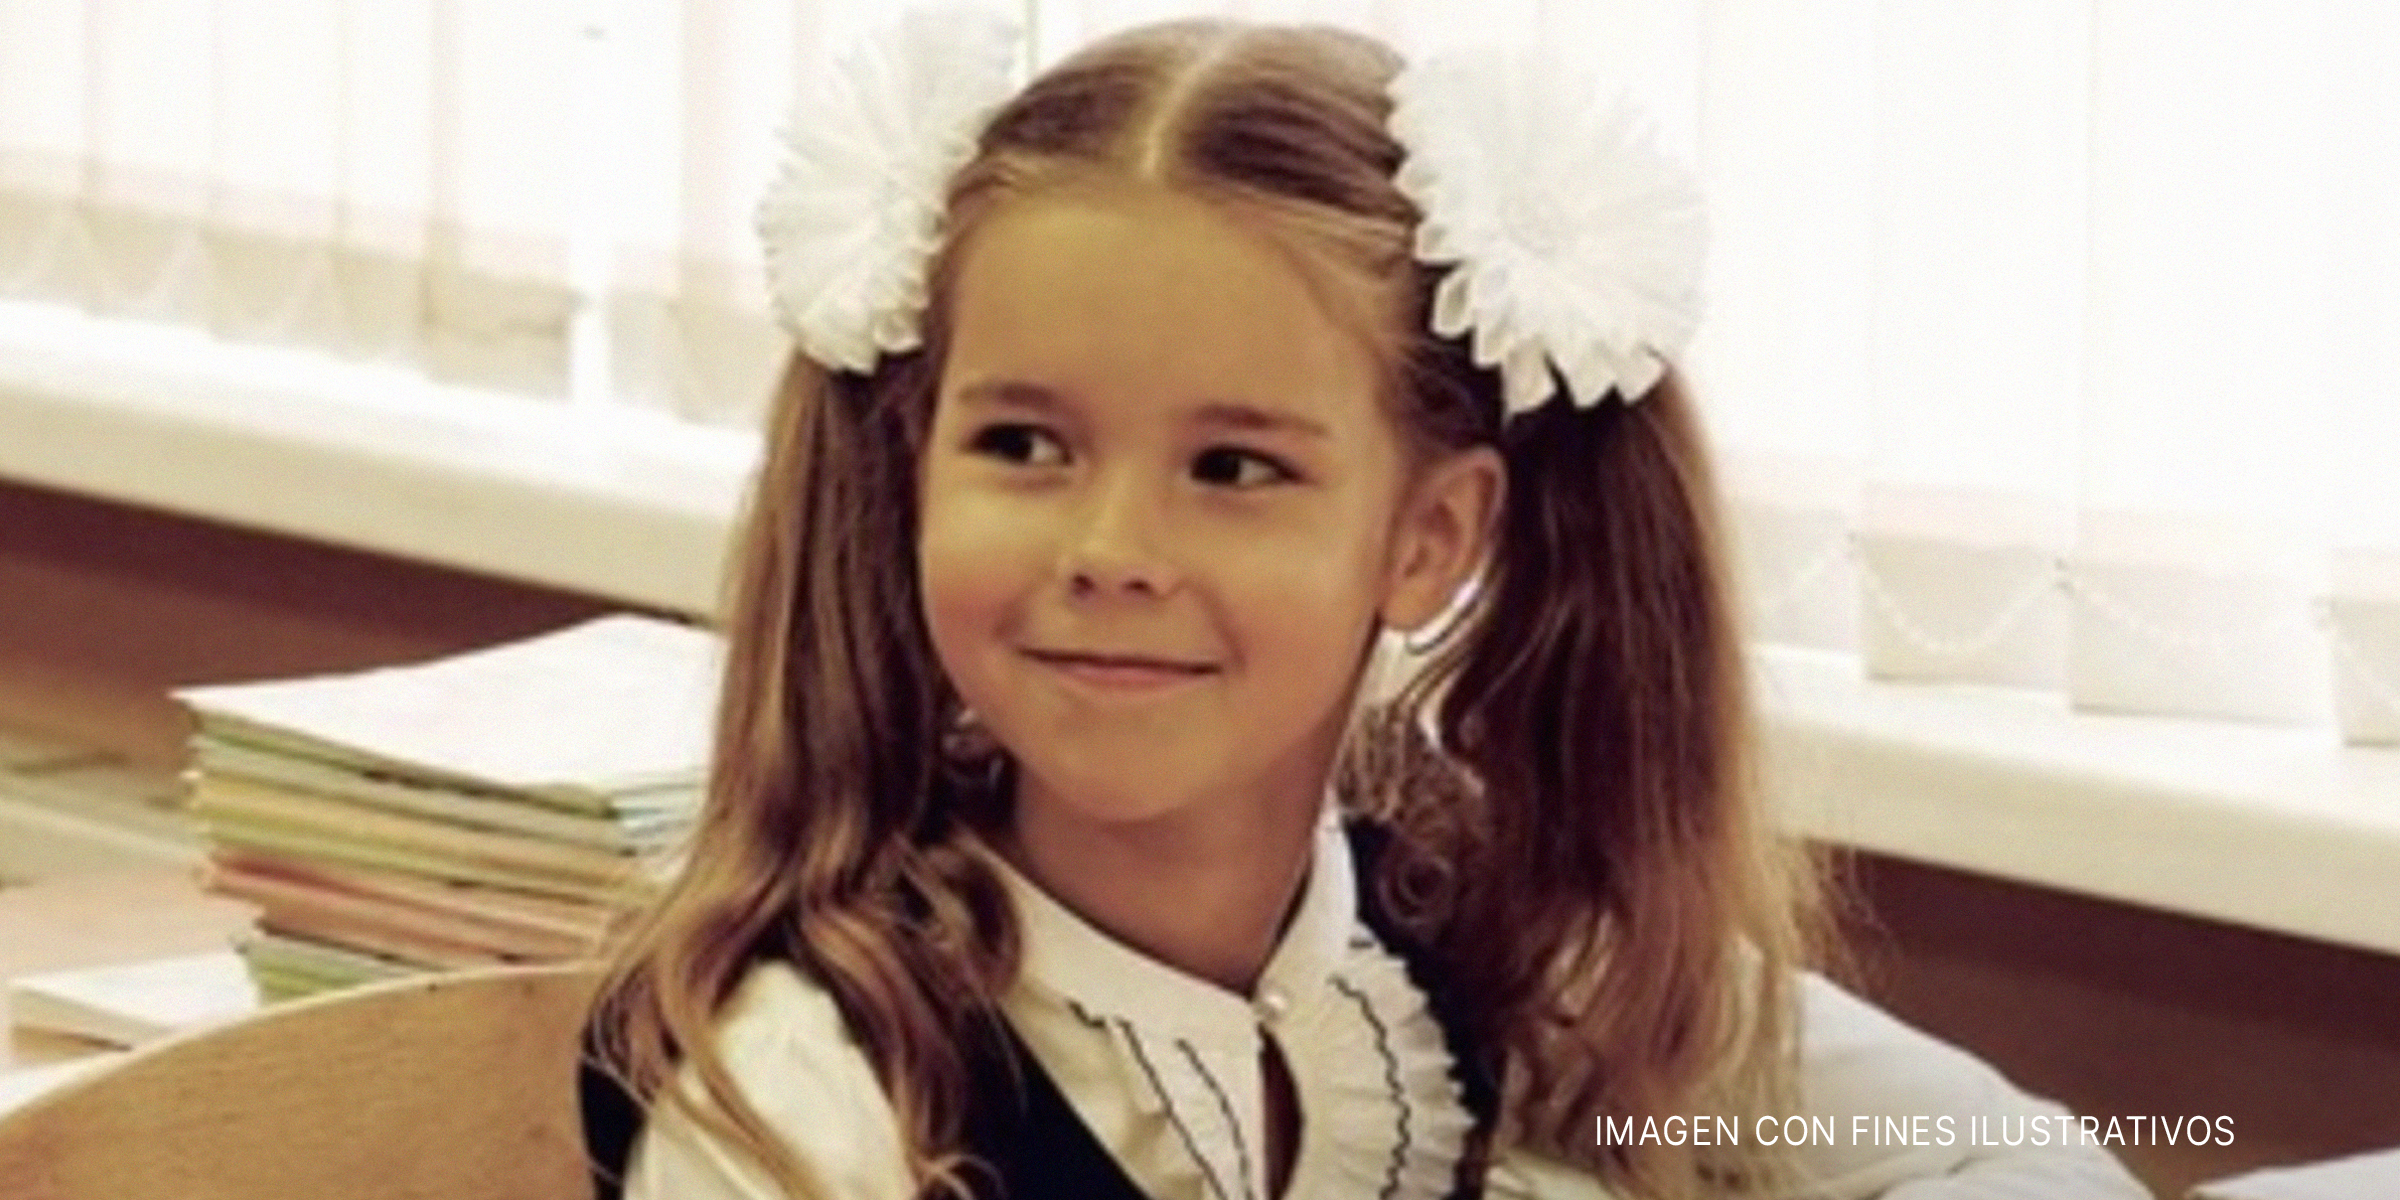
[1016,782,1200,828]
[1005,761,1234,827]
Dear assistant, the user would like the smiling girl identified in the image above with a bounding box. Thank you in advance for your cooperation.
[580,11,2148,1200]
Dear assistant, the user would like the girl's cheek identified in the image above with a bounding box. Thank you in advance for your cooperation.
[921,491,1049,600]
[1221,494,1386,572]
[1203,525,1377,615]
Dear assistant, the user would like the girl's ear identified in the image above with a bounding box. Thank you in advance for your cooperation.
[1380,446,1504,633]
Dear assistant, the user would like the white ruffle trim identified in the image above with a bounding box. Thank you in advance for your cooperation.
[1138,1034,1269,1200]
[1087,933,1473,1200]
[1302,937,1476,1199]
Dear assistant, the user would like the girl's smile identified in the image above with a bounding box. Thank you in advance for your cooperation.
[1021,647,1221,695]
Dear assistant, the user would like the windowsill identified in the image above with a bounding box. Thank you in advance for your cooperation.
[4,308,2396,956]
[1760,645,2400,957]
[0,302,754,617]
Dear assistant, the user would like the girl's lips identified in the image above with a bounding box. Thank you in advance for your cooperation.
[1024,649,1218,691]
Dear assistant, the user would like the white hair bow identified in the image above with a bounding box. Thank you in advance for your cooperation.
[757,5,1023,374]
[1389,45,1706,414]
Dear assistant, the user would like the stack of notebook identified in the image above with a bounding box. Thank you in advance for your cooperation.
[173,615,719,999]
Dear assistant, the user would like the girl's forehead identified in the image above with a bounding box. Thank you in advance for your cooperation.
[938,184,1389,435]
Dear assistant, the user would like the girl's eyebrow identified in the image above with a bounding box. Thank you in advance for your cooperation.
[951,380,1329,440]
[950,378,1068,412]
[1189,401,1330,441]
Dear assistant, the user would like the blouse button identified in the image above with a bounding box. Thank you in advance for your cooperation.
[1253,986,1291,1025]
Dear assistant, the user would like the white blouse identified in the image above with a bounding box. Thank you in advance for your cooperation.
[625,815,2149,1200]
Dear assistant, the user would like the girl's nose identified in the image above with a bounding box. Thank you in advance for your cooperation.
[1061,474,1181,597]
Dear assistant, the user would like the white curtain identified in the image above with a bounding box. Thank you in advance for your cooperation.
[1674,0,2400,744]
[3,0,2395,741]
[0,0,587,397]
[0,0,796,419]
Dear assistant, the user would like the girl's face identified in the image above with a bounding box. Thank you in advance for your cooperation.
[919,181,1462,835]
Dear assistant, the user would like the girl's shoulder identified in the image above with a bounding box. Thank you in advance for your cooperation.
[711,958,854,1057]
[622,960,914,1200]
[700,959,898,1126]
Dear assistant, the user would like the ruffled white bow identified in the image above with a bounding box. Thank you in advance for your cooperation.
[1388,46,1705,414]
[757,6,1022,373]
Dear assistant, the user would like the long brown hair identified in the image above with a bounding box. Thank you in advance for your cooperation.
[592,18,1821,1200]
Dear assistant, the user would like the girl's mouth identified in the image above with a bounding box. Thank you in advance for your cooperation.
[1023,649,1219,691]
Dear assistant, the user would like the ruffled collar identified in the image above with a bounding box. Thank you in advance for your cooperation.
[991,808,1354,1048]
[986,811,1474,1200]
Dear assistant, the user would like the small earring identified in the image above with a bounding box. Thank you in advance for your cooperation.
[940,703,997,763]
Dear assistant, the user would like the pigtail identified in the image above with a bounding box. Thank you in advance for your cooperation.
[1374,372,1815,1198]
[591,350,1014,1200]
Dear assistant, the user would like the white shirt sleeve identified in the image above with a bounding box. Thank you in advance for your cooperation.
[621,963,915,1200]
[1781,973,2151,1199]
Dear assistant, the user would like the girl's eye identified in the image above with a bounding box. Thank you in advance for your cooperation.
[968,423,1067,466]
[1191,446,1298,488]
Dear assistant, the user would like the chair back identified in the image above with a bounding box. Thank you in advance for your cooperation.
[0,962,602,1200]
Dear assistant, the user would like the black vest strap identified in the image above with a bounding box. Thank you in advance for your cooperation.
[577,1030,641,1200]
[956,1016,1155,1199]
[576,1016,1149,1200]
